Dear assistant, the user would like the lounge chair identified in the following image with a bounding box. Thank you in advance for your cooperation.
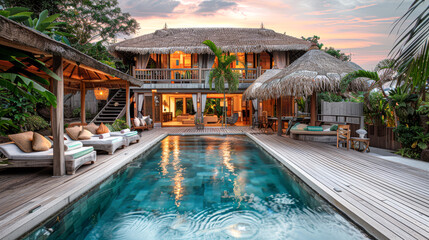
[227,113,239,126]
[107,130,140,147]
[337,125,351,150]
[65,135,123,155]
[0,142,96,175]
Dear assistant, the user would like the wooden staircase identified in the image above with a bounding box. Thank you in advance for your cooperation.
[91,89,126,124]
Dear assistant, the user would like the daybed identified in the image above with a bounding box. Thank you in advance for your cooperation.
[109,130,140,147]
[289,124,338,144]
[65,135,123,155]
[0,142,96,175]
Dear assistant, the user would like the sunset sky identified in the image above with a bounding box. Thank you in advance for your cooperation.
[117,0,412,70]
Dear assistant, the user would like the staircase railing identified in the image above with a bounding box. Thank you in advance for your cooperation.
[90,89,124,123]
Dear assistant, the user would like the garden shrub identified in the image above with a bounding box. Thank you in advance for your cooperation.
[25,115,49,132]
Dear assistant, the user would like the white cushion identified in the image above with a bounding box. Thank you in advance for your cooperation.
[133,118,140,127]
[140,117,147,126]
[99,133,111,139]
[0,143,92,161]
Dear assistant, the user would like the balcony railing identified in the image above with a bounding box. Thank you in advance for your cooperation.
[134,67,264,84]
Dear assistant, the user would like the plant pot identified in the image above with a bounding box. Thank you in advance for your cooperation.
[196,123,205,130]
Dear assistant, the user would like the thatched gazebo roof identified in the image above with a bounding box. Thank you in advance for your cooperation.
[243,69,282,100]
[109,27,312,60]
[0,15,143,93]
[255,50,368,100]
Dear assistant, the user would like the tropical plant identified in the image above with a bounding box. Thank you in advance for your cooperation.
[388,88,419,125]
[394,124,428,159]
[203,40,240,127]
[0,0,60,16]
[391,0,429,68]
[24,115,49,131]
[404,40,429,100]
[294,97,306,112]
[301,35,350,60]
[111,119,129,131]
[301,35,323,49]
[364,91,389,126]
[0,7,72,45]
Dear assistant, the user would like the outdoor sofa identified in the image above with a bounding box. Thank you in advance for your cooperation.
[0,142,96,175]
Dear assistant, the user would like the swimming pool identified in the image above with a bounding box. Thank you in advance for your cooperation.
[25,135,368,239]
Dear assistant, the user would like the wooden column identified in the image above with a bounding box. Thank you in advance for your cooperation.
[249,100,253,126]
[125,81,131,127]
[310,92,317,126]
[277,97,282,136]
[152,91,155,121]
[80,82,86,124]
[183,97,187,114]
[52,55,65,176]
[197,93,202,119]
[133,92,137,119]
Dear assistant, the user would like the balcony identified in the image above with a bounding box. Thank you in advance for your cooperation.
[133,67,266,89]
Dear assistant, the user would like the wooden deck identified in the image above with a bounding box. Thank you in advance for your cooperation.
[0,127,428,239]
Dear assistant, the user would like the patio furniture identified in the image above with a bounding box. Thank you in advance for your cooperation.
[350,137,370,152]
[226,113,239,126]
[266,117,277,132]
[131,118,151,131]
[65,135,123,155]
[290,130,337,143]
[0,142,96,175]
[337,125,351,150]
[108,131,140,147]
[204,115,218,124]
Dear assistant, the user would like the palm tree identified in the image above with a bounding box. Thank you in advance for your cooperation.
[202,40,239,128]
[391,0,428,68]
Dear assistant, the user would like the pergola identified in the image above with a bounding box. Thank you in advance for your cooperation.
[0,15,143,176]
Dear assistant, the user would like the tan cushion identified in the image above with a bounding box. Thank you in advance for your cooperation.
[78,129,93,140]
[8,131,33,153]
[32,132,52,151]
[66,126,82,140]
[84,123,99,134]
[295,124,308,130]
[96,123,110,134]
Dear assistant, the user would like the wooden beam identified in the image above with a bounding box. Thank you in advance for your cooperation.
[126,82,131,127]
[80,82,86,124]
[277,97,282,136]
[133,92,137,119]
[310,92,317,126]
[152,91,155,122]
[52,55,65,176]
[249,100,253,127]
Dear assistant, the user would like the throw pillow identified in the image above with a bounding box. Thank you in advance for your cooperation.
[84,123,99,134]
[133,118,141,127]
[32,132,52,151]
[140,117,147,126]
[66,126,82,140]
[8,131,33,153]
[330,124,338,131]
[78,129,93,140]
[96,123,110,134]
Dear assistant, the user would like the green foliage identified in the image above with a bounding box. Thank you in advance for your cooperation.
[388,88,419,125]
[394,124,429,159]
[24,115,49,131]
[294,97,306,112]
[405,39,429,98]
[391,0,428,68]
[111,119,128,131]
[0,0,60,16]
[0,46,58,106]
[365,91,389,126]
[301,35,323,49]
[59,0,139,45]
[175,109,183,116]
[395,148,421,159]
[204,99,223,117]
[72,107,92,119]
[417,101,429,116]
[0,7,72,45]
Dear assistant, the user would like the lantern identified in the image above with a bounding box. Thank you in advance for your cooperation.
[94,88,109,100]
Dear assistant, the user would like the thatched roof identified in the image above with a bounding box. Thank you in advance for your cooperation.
[243,69,282,100]
[255,50,368,99]
[0,15,143,92]
[109,27,312,59]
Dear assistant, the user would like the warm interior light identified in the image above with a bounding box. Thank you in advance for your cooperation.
[94,88,109,100]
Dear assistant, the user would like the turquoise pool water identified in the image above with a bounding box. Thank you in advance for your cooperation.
[26,135,368,239]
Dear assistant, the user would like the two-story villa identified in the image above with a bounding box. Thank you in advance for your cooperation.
[109,27,312,127]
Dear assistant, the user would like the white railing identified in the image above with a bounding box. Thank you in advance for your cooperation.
[134,67,263,84]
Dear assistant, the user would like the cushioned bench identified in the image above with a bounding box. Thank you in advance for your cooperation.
[290,130,337,143]
[0,143,96,175]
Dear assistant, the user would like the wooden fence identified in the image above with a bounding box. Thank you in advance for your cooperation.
[367,125,401,151]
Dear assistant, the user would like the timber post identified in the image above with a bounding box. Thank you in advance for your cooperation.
[52,55,65,176]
